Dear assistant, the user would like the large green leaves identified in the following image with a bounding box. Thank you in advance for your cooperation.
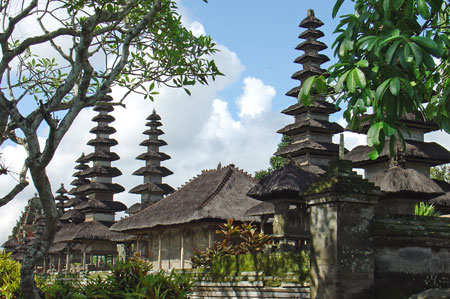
[314,0,450,159]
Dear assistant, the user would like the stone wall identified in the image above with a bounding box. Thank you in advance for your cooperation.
[372,215,450,299]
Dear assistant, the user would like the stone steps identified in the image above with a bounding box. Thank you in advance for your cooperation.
[190,282,310,299]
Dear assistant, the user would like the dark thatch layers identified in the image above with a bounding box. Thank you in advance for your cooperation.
[345,140,450,166]
[247,160,321,201]
[245,202,275,216]
[368,166,444,199]
[111,165,260,233]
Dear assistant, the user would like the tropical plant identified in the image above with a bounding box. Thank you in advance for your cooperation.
[41,257,192,298]
[300,0,450,159]
[430,164,450,183]
[0,250,21,299]
[415,202,441,217]
[190,219,270,268]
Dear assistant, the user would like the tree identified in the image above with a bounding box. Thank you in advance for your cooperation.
[431,163,450,183]
[300,0,450,159]
[0,0,221,297]
[255,135,291,180]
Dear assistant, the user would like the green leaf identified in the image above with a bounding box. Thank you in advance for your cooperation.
[383,0,391,12]
[411,36,437,50]
[354,68,367,88]
[346,69,357,93]
[390,77,400,95]
[405,0,415,19]
[367,122,383,146]
[386,40,401,64]
[417,0,431,19]
[409,42,422,65]
[356,59,369,68]
[375,79,391,102]
[368,148,380,160]
[393,0,405,10]
[332,0,345,18]
[298,76,315,103]
[335,69,351,93]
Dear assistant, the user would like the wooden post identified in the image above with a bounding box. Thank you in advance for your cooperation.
[57,255,61,272]
[180,228,185,269]
[158,232,162,270]
[66,247,70,272]
[82,249,86,271]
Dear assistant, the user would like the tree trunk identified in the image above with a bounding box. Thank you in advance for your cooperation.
[20,166,59,299]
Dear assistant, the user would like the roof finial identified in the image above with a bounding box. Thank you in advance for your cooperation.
[307,9,314,17]
[152,108,156,114]
[217,162,222,170]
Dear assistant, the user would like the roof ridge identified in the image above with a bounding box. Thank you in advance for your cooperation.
[197,167,234,210]
[230,164,255,181]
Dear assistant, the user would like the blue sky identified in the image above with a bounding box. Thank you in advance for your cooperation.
[181,0,355,118]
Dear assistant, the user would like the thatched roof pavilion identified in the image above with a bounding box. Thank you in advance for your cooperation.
[111,164,260,233]
[247,159,322,202]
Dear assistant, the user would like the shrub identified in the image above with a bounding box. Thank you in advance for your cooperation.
[42,257,192,299]
[415,202,440,217]
[0,250,21,299]
[190,219,270,268]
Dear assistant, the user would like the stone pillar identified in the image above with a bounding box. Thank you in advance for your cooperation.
[304,160,380,299]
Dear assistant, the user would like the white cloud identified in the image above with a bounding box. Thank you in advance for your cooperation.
[237,77,276,119]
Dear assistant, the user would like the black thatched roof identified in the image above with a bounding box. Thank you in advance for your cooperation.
[76,182,125,194]
[60,209,85,222]
[281,100,339,114]
[275,140,341,157]
[80,165,122,178]
[48,242,68,254]
[277,118,343,135]
[299,9,324,28]
[125,202,153,215]
[54,223,79,243]
[54,221,126,243]
[111,164,260,233]
[75,199,127,212]
[345,140,450,166]
[247,160,321,201]
[368,166,444,199]
[73,221,125,241]
[2,237,18,249]
[136,152,170,161]
[129,182,174,195]
[132,165,173,177]
[245,202,275,216]
[84,151,120,162]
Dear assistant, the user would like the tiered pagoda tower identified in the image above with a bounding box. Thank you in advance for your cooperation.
[60,154,90,223]
[74,96,126,225]
[55,184,69,214]
[345,113,450,178]
[127,110,174,214]
[275,9,344,169]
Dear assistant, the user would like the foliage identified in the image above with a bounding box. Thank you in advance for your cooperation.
[0,250,21,299]
[300,0,450,159]
[415,202,441,217]
[190,219,270,268]
[430,164,450,183]
[41,257,192,298]
[255,135,292,180]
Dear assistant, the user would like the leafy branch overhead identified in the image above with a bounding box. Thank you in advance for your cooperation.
[299,0,450,159]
